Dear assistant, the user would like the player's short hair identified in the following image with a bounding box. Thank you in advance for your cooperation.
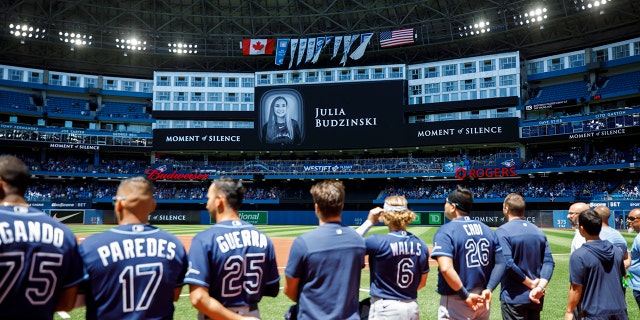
[212,177,246,211]
[578,208,602,236]
[594,205,610,221]
[446,186,473,214]
[310,179,345,218]
[504,193,525,217]
[118,176,155,196]
[380,195,416,229]
[0,155,30,196]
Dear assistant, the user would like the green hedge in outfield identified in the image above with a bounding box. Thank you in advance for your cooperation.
[58,225,640,320]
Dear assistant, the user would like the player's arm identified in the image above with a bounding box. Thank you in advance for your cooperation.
[355,207,382,236]
[417,273,428,290]
[435,256,482,311]
[564,283,583,320]
[55,285,79,311]
[189,284,255,320]
[284,276,300,302]
[174,286,183,302]
[623,251,631,269]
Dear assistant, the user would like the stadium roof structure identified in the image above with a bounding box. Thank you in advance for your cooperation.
[1,0,639,78]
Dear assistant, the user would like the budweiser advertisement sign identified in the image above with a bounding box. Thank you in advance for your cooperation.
[145,165,210,181]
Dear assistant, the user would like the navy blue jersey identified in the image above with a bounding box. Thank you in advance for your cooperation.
[366,230,429,300]
[570,240,628,319]
[78,224,188,320]
[496,219,554,304]
[0,205,83,320]
[285,222,366,320]
[430,216,501,294]
[185,220,280,308]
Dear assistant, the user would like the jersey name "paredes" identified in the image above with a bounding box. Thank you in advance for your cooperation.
[0,220,65,248]
[97,238,177,266]
[389,240,422,256]
[216,229,268,253]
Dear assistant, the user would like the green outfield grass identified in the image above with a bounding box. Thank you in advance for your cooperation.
[56,225,640,320]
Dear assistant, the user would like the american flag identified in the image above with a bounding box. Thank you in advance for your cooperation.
[379,28,415,48]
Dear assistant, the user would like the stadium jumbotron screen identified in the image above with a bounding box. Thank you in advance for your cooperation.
[154,80,519,151]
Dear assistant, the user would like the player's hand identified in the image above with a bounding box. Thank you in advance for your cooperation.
[481,289,492,311]
[529,286,545,304]
[464,293,484,311]
[367,207,383,224]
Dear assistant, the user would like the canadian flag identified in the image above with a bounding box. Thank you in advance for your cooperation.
[242,39,275,55]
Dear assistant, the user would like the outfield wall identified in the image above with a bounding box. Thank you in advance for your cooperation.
[41,199,639,230]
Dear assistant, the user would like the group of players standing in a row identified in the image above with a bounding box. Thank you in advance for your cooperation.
[0,154,637,319]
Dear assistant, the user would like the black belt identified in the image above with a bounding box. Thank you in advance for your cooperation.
[249,303,258,311]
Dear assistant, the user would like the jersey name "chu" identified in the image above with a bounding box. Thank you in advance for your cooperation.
[97,238,177,266]
[389,240,422,256]
[216,229,268,253]
[0,220,65,248]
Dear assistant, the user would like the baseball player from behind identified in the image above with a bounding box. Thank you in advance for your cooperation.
[430,186,504,320]
[78,176,189,320]
[356,195,430,320]
[0,155,84,320]
[186,178,280,320]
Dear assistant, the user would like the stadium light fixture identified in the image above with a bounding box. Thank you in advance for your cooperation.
[8,23,46,43]
[115,37,147,51]
[59,31,93,48]
[513,7,548,26]
[168,42,198,54]
[458,21,491,38]
[572,0,612,12]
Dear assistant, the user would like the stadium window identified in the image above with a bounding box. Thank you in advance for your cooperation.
[339,70,351,81]
[390,67,402,78]
[373,68,384,79]
[443,81,457,92]
[191,92,203,101]
[611,44,630,60]
[481,59,495,72]
[592,48,608,62]
[461,79,475,90]
[258,74,269,85]
[323,70,334,81]
[528,61,544,74]
[66,75,78,87]
[442,64,457,76]
[426,66,439,78]
[481,77,495,88]
[207,92,221,102]
[225,93,238,102]
[192,121,203,128]
[123,80,135,91]
[275,73,285,84]
[291,72,302,83]
[450,93,458,101]
[175,92,185,101]
[156,76,170,86]
[242,93,253,102]
[9,69,23,81]
[410,85,422,95]
[49,74,61,86]
[425,83,440,94]
[141,82,152,93]
[568,53,585,68]
[209,77,222,87]
[356,69,368,80]
[157,91,170,101]
[499,56,516,69]
[192,77,205,87]
[30,72,42,83]
[306,72,318,82]
[242,77,254,87]
[410,69,421,80]
[547,58,564,71]
[500,75,516,86]
[442,94,449,102]
[461,62,476,74]
[175,76,187,86]
[226,77,238,87]
[634,41,640,55]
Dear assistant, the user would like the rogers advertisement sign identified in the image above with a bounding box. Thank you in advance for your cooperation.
[455,167,517,180]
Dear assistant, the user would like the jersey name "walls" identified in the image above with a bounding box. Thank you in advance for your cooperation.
[389,240,422,256]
